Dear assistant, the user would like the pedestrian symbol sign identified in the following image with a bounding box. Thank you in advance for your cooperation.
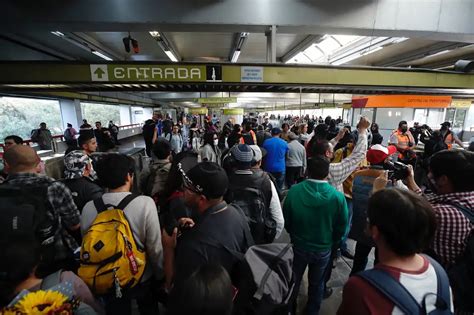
[90,64,109,81]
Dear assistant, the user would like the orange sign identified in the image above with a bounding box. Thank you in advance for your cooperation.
[352,95,452,108]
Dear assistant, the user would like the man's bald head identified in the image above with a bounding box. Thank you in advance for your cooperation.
[4,145,39,173]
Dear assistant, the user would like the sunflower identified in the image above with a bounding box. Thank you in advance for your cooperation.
[0,308,19,315]
[15,291,68,314]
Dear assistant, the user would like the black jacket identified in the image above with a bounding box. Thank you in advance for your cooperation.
[62,177,103,212]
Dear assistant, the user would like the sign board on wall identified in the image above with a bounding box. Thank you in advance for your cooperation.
[450,99,472,108]
[241,66,264,82]
[223,108,244,115]
[352,95,452,108]
[90,64,206,82]
[189,108,208,115]
[197,97,237,104]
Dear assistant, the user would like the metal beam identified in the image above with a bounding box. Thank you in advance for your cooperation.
[0,34,75,60]
[4,0,474,42]
[1,62,474,95]
[266,26,276,63]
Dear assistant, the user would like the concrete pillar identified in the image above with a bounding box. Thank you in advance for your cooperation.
[59,98,82,130]
[265,25,277,63]
[119,105,132,125]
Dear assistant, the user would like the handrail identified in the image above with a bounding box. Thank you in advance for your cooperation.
[1,124,143,148]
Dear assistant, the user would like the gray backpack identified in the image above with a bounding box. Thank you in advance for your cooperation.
[41,270,97,315]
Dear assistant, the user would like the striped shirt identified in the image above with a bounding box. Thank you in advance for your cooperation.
[328,132,368,192]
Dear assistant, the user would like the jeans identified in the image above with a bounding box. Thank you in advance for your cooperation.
[340,198,353,252]
[270,171,285,191]
[103,278,159,315]
[350,242,378,276]
[291,247,331,315]
[286,166,302,189]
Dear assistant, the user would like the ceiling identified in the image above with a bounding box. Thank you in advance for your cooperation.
[2,30,472,70]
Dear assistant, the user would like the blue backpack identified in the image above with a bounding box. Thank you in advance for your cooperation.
[357,255,452,315]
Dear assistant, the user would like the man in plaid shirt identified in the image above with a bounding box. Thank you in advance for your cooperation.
[309,117,370,193]
[2,145,81,273]
[406,149,474,267]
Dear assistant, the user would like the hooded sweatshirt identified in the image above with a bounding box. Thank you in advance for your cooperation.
[283,179,348,252]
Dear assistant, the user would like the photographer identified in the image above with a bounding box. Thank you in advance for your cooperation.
[403,150,474,268]
[349,144,409,275]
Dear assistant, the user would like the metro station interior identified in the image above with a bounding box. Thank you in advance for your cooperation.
[1,1,474,314]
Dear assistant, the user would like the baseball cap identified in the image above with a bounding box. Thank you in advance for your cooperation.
[64,150,91,179]
[250,145,266,162]
[441,121,451,128]
[367,144,398,165]
[183,162,229,199]
[271,127,282,135]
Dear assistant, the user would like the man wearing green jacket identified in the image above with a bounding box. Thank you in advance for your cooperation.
[284,156,348,315]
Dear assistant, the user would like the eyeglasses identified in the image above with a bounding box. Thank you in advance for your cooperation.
[178,162,203,194]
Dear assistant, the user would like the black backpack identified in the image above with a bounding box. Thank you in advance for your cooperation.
[142,119,156,138]
[228,171,276,244]
[0,184,56,264]
[446,204,474,312]
[357,255,452,315]
[64,128,73,141]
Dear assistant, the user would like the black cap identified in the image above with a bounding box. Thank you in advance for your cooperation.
[185,162,228,199]
[441,121,451,128]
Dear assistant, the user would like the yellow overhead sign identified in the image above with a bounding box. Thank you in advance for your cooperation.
[197,97,237,104]
[450,99,472,108]
[223,108,244,115]
[189,107,208,115]
[2,63,474,90]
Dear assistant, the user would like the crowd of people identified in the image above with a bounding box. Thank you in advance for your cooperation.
[0,110,473,315]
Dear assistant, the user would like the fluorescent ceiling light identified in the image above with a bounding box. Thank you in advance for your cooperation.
[165,50,178,62]
[91,50,113,61]
[231,50,241,63]
[51,31,64,37]
[149,31,160,38]
[426,49,451,58]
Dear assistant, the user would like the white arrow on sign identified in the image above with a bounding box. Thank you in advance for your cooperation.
[90,64,109,81]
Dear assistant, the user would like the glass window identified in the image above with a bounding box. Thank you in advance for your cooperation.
[453,109,467,129]
[81,102,121,127]
[426,108,445,128]
[375,108,414,130]
[0,96,62,141]
[413,109,428,125]
[289,52,312,64]
[445,108,455,125]
[316,36,341,55]
[332,35,361,46]
[303,45,325,62]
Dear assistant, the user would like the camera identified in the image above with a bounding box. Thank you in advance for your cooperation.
[384,161,409,181]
